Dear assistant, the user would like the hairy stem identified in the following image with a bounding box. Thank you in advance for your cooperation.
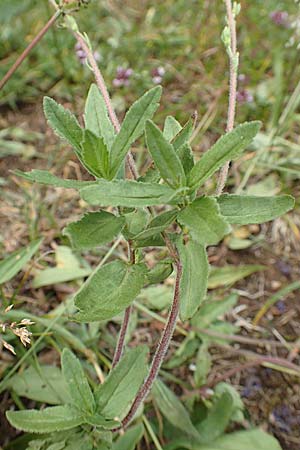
[117,259,182,430]
[0,10,61,91]
[73,31,138,180]
[216,0,238,195]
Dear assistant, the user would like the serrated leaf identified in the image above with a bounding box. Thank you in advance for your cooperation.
[113,424,144,450]
[80,180,177,208]
[145,120,186,188]
[84,83,116,149]
[152,379,200,440]
[134,233,165,248]
[74,261,147,322]
[177,197,231,245]
[163,116,182,141]
[95,346,148,419]
[84,414,120,429]
[14,169,94,189]
[61,349,95,414]
[43,97,83,156]
[216,194,294,224]
[133,210,177,240]
[110,86,162,177]
[176,237,209,321]
[123,208,149,239]
[0,238,42,285]
[4,365,69,405]
[81,130,109,178]
[208,264,265,289]
[188,121,261,190]
[147,261,173,284]
[6,406,84,433]
[64,211,125,250]
[196,393,234,443]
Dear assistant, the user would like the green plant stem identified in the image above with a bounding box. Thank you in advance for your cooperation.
[143,415,164,450]
[0,9,62,91]
[216,0,238,195]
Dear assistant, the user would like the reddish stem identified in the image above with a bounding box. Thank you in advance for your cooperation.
[112,305,132,368]
[116,259,182,430]
[0,10,61,91]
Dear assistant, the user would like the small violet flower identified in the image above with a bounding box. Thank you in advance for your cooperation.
[113,67,133,87]
[75,42,100,65]
[270,11,289,27]
[151,66,166,84]
[236,89,254,103]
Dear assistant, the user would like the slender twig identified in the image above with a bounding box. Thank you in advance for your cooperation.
[0,10,61,91]
[216,0,238,195]
[115,259,182,430]
[73,31,138,180]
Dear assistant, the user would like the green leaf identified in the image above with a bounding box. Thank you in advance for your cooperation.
[80,180,177,208]
[152,379,200,440]
[177,143,195,174]
[74,261,147,322]
[163,116,182,141]
[113,424,144,450]
[138,284,172,310]
[191,294,238,329]
[196,393,234,443]
[0,238,42,285]
[110,86,162,177]
[145,120,186,188]
[191,429,282,450]
[216,194,295,224]
[133,210,177,240]
[147,261,173,285]
[214,383,244,423]
[4,365,69,405]
[208,265,266,289]
[178,197,231,246]
[81,130,109,178]
[123,208,149,239]
[64,211,125,250]
[6,406,84,433]
[95,346,148,419]
[32,246,91,288]
[176,237,209,321]
[172,119,193,151]
[165,334,199,369]
[194,344,211,387]
[188,121,261,190]
[84,414,120,430]
[14,169,94,189]
[134,233,165,248]
[43,97,83,156]
[84,83,116,149]
[61,349,95,414]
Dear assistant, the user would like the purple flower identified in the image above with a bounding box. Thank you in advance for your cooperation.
[74,42,100,65]
[151,66,166,84]
[236,89,254,104]
[271,405,300,433]
[270,11,289,27]
[113,66,133,87]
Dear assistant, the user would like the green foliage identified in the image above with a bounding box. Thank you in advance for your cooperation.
[81,130,110,179]
[61,349,95,415]
[95,346,148,419]
[43,97,83,157]
[112,424,144,450]
[74,261,147,322]
[0,238,42,284]
[14,169,94,189]
[188,122,261,190]
[64,211,125,250]
[176,237,209,321]
[177,197,231,245]
[6,406,85,434]
[109,86,162,178]
[145,120,186,188]
[84,83,116,149]
[217,194,295,224]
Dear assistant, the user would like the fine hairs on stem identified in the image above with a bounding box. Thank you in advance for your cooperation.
[216,0,238,195]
